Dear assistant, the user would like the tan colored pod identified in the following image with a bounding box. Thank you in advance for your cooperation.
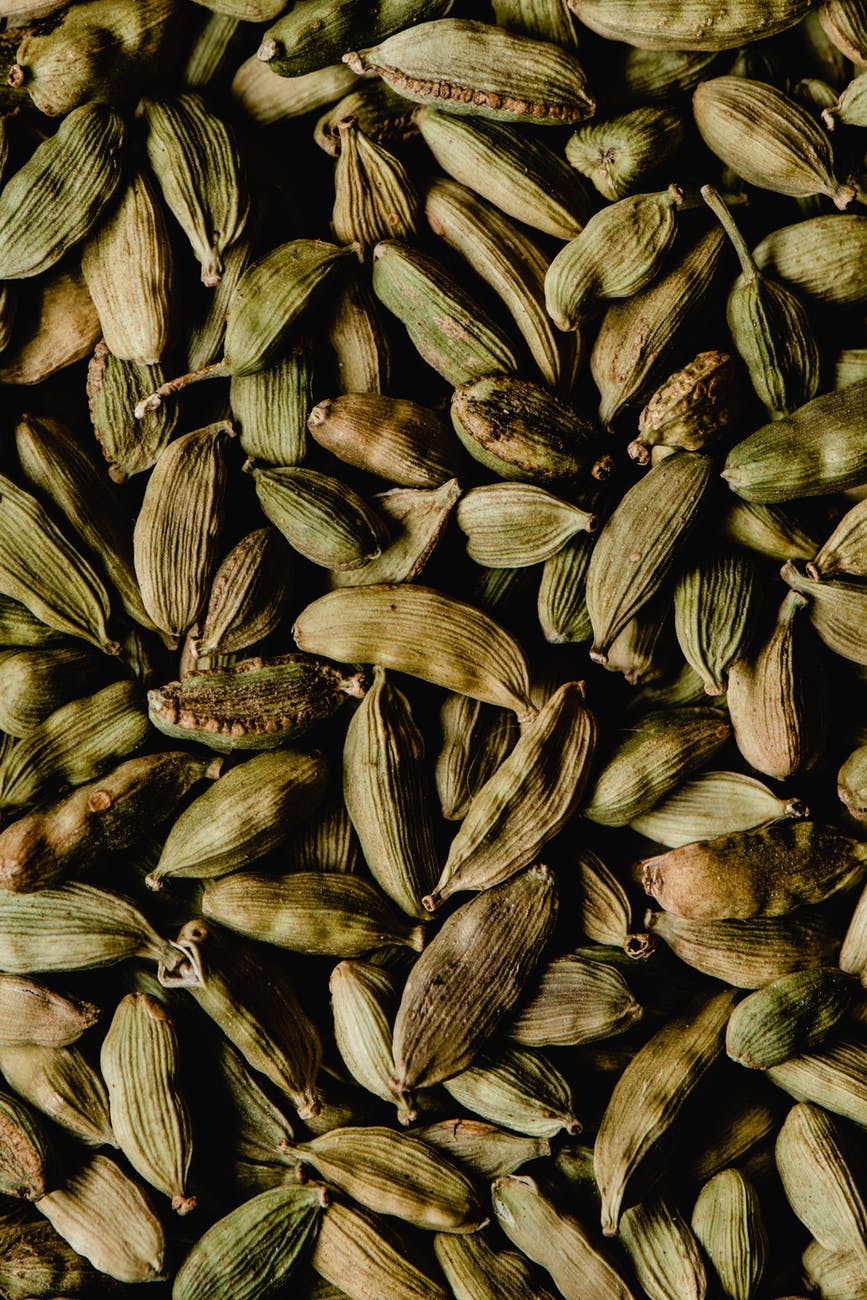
[781,559,867,668]
[631,770,808,847]
[308,393,459,489]
[0,264,100,387]
[87,344,178,482]
[620,1195,708,1300]
[577,849,632,947]
[767,1038,867,1129]
[810,496,867,579]
[802,1239,867,1300]
[232,58,358,126]
[633,350,743,461]
[442,1044,580,1138]
[193,527,293,658]
[508,953,642,1047]
[0,1215,102,1298]
[332,116,419,250]
[329,479,461,589]
[393,865,557,1093]
[37,1154,166,1284]
[594,987,738,1235]
[0,1087,51,1199]
[101,994,195,1213]
[313,1200,447,1300]
[691,1169,767,1300]
[0,974,99,1047]
[776,1102,867,1267]
[0,1040,114,1147]
[435,1228,560,1300]
[326,270,392,395]
[330,959,411,1121]
[568,0,810,49]
[456,485,597,567]
[435,692,516,822]
[414,1119,550,1178]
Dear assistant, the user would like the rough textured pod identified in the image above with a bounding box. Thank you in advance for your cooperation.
[726,969,857,1069]
[565,106,686,201]
[691,1169,767,1300]
[620,1195,708,1300]
[776,1102,867,1267]
[568,0,811,49]
[643,909,839,988]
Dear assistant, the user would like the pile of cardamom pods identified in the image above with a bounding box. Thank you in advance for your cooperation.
[2,0,867,1297]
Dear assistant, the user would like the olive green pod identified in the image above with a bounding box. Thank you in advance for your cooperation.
[0,596,67,650]
[811,496,867,579]
[824,72,867,126]
[87,344,178,482]
[781,559,867,667]
[537,535,594,645]
[332,116,418,250]
[443,1045,580,1138]
[576,849,632,947]
[202,871,425,956]
[753,215,867,305]
[330,959,411,1120]
[584,706,731,827]
[37,1154,165,1283]
[568,0,810,49]
[253,466,390,571]
[184,9,242,88]
[0,1215,101,1299]
[0,1088,51,1199]
[435,1228,560,1300]
[148,653,366,753]
[726,969,857,1070]
[565,107,686,201]
[632,351,743,463]
[631,771,808,848]
[233,58,358,125]
[508,953,642,1047]
[594,987,737,1235]
[839,743,867,821]
[643,909,839,988]
[343,667,438,919]
[767,1038,867,1129]
[344,18,595,125]
[450,375,608,484]
[693,77,854,207]
[415,1119,550,1178]
[217,1039,296,1173]
[393,865,557,1092]
[258,0,452,77]
[0,103,125,280]
[546,186,685,331]
[229,345,310,468]
[492,1174,638,1299]
[0,646,104,738]
[312,1200,447,1300]
[193,528,292,658]
[585,452,714,658]
[286,1126,485,1232]
[776,1102,867,1267]
[435,693,516,821]
[329,479,461,589]
[492,0,580,43]
[326,271,392,395]
[457,484,597,568]
[416,107,588,239]
[428,682,595,906]
[0,1041,114,1148]
[722,499,821,563]
[685,1088,780,1185]
[673,549,761,695]
[691,1169,766,1300]
[315,78,419,155]
[371,239,520,386]
[620,1195,707,1300]
[590,228,726,427]
[309,393,458,488]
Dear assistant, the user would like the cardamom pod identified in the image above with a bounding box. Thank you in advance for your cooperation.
[332,115,418,249]
[0,974,98,1047]
[0,646,105,738]
[312,1200,447,1300]
[0,1040,114,1148]
[457,484,597,567]
[435,1228,560,1300]
[839,743,867,821]
[330,959,413,1121]
[0,1089,51,1199]
[565,106,686,201]
[631,771,808,847]
[776,1102,867,1267]
[781,559,867,667]
[620,1195,707,1300]
[0,265,99,386]
[233,58,357,125]
[193,528,293,658]
[415,1119,550,1178]
[329,479,461,588]
[326,270,392,394]
[87,343,178,482]
[443,1044,580,1138]
[673,548,762,695]
[569,0,811,49]
[631,350,743,462]
[726,969,856,1069]
[691,1168,767,1300]
[308,393,459,488]
[435,692,516,821]
[508,953,642,1047]
[753,214,867,305]
[231,343,312,465]
[259,0,453,77]
[537,535,594,644]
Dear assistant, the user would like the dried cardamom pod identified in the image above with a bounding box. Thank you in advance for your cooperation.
[81,164,174,365]
[142,92,247,286]
[416,1120,550,1178]
[148,653,366,752]
[87,344,178,482]
[0,264,99,386]
[602,594,671,686]
[427,682,595,907]
[767,1038,867,1129]
[565,107,686,201]
[192,528,292,659]
[0,103,125,279]
[0,1089,51,1199]
[691,1169,767,1300]
[332,115,418,249]
[693,76,854,207]
[537,535,594,644]
[673,548,761,695]
[684,1089,780,1185]
[217,1039,295,1174]
[457,484,597,567]
[781,559,867,667]
[0,1216,101,1299]
[577,849,632,947]
[259,0,453,77]
[0,974,98,1047]
[839,743,867,821]
[0,646,105,738]
[726,969,856,1070]
[811,496,867,578]
[312,1200,446,1300]
[443,1044,580,1138]
[508,953,642,1047]
[232,58,357,125]
[584,706,730,827]
[569,0,811,48]
[326,270,392,394]
[251,465,390,570]
[371,239,520,386]
[435,692,516,821]
[293,584,536,720]
[631,350,743,462]
[343,18,595,125]
[184,8,242,87]
[416,107,588,239]
[315,79,419,156]
[753,214,867,305]
[435,1228,560,1300]
[0,1040,114,1148]
[802,1239,867,1300]
[231,342,312,466]
[585,452,715,659]
[330,959,412,1121]
[631,771,808,847]
[186,233,252,369]
[148,749,326,889]
[329,479,461,588]
[722,498,821,562]
[620,1195,707,1300]
[776,1102,867,1267]
[309,393,458,488]
[284,791,360,873]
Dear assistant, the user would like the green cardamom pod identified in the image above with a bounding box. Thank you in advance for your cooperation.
[329,479,461,588]
[435,692,516,821]
[0,1089,51,1199]
[810,496,867,578]
[87,343,178,482]
[673,548,762,694]
[330,959,413,1121]
[577,849,632,947]
[781,558,867,667]
[802,1238,867,1300]
[259,0,452,77]
[443,1044,580,1138]
[456,483,598,567]
[0,1215,100,1298]
[0,1040,114,1148]
[315,79,419,156]
[722,498,821,562]
[569,0,811,49]
[252,465,389,570]
[312,1200,446,1300]
[231,342,312,466]
[620,1195,707,1300]
[416,1119,550,1178]
[537,535,594,644]
[192,528,293,658]
[726,969,857,1069]
[776,1102,867,1267]
[435,1228,560,1300]
[565,106,686,201]
[508,953,642,1047]
[332,115,418,250]
[0,646,105,738]
[326,270,392,394]
[630,771,808,847]
[691,1168,767,1300]
[767,1037,867,1130]
[839,743,867,821]
[309,393,458,488]
[233,58,357,125]
[753,213,867,305]
[631,350,743,463]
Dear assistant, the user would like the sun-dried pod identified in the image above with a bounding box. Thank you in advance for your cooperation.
[0,262,96,385]
[343,667,438,919]
[81,165,174,365]
[393,865,556,1093]
[767,1038,867,1129]
[0,749,219,892]
[576,849,632,946]
[839,744,867,822]
[141,92,247,287]
[0,1088,51,1199]
[643,909,839,988]
[824,71,867,126]
[691,1168,766,1300]
[802,1240,867,1300]
[231,344,311,467]
[193,528,292,659]
[315,78,419,155]
[203,870,425,956]
[217,1040,295,1172]
[631,771,808,847]
[727,969,857,1070]
[493,1174,637,1299]
[14,412,155,635]
[332,115,418,250]
[148,653,366,752]
[620,1195,707,1300]
[0,104,125,280]
[134,420,232,640]
[569,0,810,49]
[183,8,242,87]
[330,959,410,1119]
[565,106,685,201]
[416,107,588,239]
[329,479,461,589]
[776,1102,867,1266]
[537,535,594,645]
[101,994,194,1213]
[811,497,867,579]
[309,393,458,488]
[508,953,642,1047]
[427,682,595,907]
[425,179,578,393]
[632,351,743,463]
[233,58,357,125]
[37,1153,165,1283]
[87,344,177,482]
[492,0,579,43]
[259,0,452,77]
[594,987,737,1235]
[0,680,149,812]
[0,1037,113,1148]
[326,270,392,394]
[0,646,105,738]
[435,693,516,822]
[781,560,867,667]
[435,1228,559,1300]
[175,919,321,1118]
[591,228,726,427]
[587,454,717,660]
[252,465,389,571]
[674,549,761,695]
[0,975,98,1048]
[186,233,251,370]
[546,186,685,332]
[613,45,725,98]
[602,594,671,686]
[451,374,608,484]
[283,789,359,873]
[0,1215,101,1299]
[174,1182,327,1300]
[313,1200,447,1300]
[0,473,119,657]
[643,821,867,921]
[286,1126,485,1231]
[148,749,326,889]
[344,18,595,125]
[415,1119,550,1178]
[722,499,821,562]
[702,185,820,417]
[371,239,520,386]
[820,0,867,63]
[0,597,67,651]
[584,706,730,827]
[753,215,867,306]
[457,484,597,567]
[443,1044,580,1138]
[294,584,535,720]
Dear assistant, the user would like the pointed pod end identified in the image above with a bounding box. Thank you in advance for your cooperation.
[171,1194,197,1216]
[786,798,809,819]
[7,65,25,90]
[343,50,365,74]
[627,439,650,466]
[257,38,279,62]
[422,892,441,913]
[589,647,608,666]
[833,182,857,210]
